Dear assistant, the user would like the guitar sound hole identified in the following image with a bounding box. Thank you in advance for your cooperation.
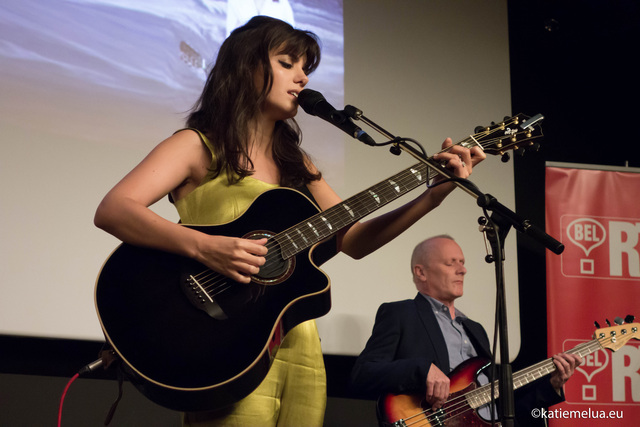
[245,231,295,285]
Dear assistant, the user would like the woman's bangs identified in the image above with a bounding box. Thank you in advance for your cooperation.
[275,32,321,75]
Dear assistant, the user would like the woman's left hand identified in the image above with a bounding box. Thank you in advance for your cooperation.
[432,137,486,179]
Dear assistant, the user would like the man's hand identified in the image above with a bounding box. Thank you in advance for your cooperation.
[425,363,450,409]
[550,353,583,392]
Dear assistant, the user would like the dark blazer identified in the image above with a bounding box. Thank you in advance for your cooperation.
[350,294,563,425]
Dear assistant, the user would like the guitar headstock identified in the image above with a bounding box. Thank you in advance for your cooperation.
[594,315,639,352]
[467,113,544,160]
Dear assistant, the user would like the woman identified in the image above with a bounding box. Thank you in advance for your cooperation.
[94,16,484,427]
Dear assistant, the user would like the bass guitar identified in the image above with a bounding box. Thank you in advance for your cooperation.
[378,318,639,426]
[95,114,543,411]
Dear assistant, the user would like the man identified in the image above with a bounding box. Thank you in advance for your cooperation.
[350,235,582,425]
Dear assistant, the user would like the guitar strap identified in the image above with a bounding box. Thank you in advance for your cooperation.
[103,367,124,426]
[95,341,125,425]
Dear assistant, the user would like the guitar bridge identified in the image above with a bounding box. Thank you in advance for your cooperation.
[181,272,228,320]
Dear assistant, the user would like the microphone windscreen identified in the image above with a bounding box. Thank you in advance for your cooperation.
[297,89,325,116]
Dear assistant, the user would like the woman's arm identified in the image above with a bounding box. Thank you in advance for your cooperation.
[307,138,485,259]
[94,130,267,283]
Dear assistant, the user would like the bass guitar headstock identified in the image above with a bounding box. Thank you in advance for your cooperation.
[594,315,638,352]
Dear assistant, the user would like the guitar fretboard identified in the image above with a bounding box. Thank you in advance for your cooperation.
[275,161,435,259]
[466,339,603,408]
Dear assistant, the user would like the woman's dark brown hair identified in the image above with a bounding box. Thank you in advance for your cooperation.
[187,16,322,188]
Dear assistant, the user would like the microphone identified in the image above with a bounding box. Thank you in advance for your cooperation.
[297,89,376,146]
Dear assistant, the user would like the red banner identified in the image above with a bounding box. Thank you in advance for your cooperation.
[545,165,640,425]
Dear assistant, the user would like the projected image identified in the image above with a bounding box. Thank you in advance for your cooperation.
[227,0,295,36]
[0,0,343,146]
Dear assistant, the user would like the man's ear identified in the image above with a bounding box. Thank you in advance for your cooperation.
[413,264,426,281]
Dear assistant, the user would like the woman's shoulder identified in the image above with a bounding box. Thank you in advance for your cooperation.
[161,128,216,165]
[145,129,210,165]
[172,128,213,149]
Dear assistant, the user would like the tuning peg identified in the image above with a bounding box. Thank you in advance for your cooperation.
[501,152,510,163]
[625,315,635,323]
[516,148,526,156]
[606,319,612,327]
[531,142,541,151]
[475,125,486,133]
[615,317,624,325]
[594,321,601,329]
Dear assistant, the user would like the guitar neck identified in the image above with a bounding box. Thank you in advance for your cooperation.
[276,160,434,259]
[467,339,603,408]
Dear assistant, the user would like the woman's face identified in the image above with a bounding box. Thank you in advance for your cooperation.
[261,51,309,121]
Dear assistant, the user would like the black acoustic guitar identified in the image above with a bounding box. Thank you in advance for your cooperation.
[95,114,542,411]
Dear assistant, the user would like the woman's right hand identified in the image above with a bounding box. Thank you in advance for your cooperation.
[195,236,268,283]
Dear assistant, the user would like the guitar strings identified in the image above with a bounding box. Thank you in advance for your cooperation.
[193,158,430,297]
[191,117,534,299]
[395,335,614,427]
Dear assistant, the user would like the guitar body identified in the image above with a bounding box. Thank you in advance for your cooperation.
[378,357,495,426]
[95,188,331,411]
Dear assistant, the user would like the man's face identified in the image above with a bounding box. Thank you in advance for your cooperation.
[416,238,467,304]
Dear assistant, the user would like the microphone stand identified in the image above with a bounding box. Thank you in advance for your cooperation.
[343,104,564,427]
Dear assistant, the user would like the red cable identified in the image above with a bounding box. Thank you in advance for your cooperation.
[58,373,79,427]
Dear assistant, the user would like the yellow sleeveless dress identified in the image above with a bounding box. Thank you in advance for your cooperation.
[178,130,326,427]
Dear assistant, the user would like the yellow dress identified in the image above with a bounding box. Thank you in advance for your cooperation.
[177,130,326,427]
